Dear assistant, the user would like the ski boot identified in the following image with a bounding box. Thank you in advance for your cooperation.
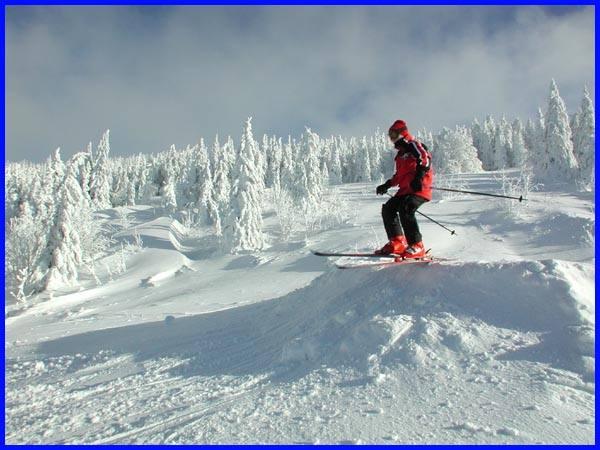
[400,241,426,259]
[375,235,408,255]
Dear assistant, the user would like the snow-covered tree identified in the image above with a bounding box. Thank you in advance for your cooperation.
[327,137,343,185]
[126,176,137,206]
[433,126,483,174]
[374,130,392,177]
[70,145,94,205]
[49,147,66,194]
[280,137,295,192]
[572,86,595,186]
[354,136,372,182]
[491,117,511,170]
[28,148,66,222]
[225,118,264,252]
[542,80,578,181]
[213,135,234,214]
[138,155,156,202]
[527,108,547,175]
[477,116,496,170]
[510,118,528,168]
[254,133,267,195]
[523,118,536,153]
[43,162,87,290]
[471,119,483,155]
[110,165,129,207]
[158,146,179,212]
[5,205,47,301]
[89,130,112,209]
[368,135,382,181]
[193,141,221,233]
[265,136,283,190]
[304,128,325,202]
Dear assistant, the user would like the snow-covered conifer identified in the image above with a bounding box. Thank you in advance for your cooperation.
[266,136,283,189]
[253,132,267,194]
[479,116,496,170]
[43,162,86,289]
[304,128,325,204]
[328,138,343,185]
[158,146,179,212]
[527,108,546,175]
[542,80,578,180]
[68,146,94,204]
[433,126,483,174]
[225,118,264,252]
[354,137,372,182]
[471,119,483,155]
[223,136,238,182]
[279,137,295,193]
[368,135,382,181]
[138,155,156,201]
[523,118,536,153]
[193,141,221,233]
[491,117,511,170]
[89,130,112,209]
[49,147,66,193]
[213,135,233,213]
[510,118,528,168]
[572,86,595,186]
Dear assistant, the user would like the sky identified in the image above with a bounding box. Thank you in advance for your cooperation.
[5,6,595,163]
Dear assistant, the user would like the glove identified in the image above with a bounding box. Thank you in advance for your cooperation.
[376,180,391,195]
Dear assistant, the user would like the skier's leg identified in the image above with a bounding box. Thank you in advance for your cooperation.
[398,195,427,245]
[381,196,404,240]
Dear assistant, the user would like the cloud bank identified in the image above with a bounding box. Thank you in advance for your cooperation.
[6,6,595,162]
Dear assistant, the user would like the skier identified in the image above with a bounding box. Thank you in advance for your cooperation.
[375,120,433,258]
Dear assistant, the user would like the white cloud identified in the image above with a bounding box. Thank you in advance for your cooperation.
[5,6,594,162]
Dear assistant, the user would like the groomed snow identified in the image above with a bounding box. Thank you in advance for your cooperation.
[5,171,595,444]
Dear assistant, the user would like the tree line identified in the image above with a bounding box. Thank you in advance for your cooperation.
[5,80,594,301]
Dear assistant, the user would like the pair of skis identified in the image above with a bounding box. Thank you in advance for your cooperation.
[312,250,446,269]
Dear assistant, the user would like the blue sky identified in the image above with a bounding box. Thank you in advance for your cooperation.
[5,6,595,162]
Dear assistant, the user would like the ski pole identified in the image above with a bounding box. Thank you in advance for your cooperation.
[416,210,456,236]
[432,187,526,202]
[385,192,456,236]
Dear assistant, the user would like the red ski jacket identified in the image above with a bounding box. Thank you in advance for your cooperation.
[388,137,433,201]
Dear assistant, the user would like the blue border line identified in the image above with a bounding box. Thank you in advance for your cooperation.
[2,1,597,5]
[592,1,599,445]
[2,1,6,446]
[2,1,597,447]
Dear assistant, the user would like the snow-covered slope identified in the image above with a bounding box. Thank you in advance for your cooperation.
[5,172,595,444]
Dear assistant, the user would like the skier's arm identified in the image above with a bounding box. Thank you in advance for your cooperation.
[409,141,431,172]
[409,141,430,191]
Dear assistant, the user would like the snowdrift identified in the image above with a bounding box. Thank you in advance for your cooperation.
[37,258,594,382]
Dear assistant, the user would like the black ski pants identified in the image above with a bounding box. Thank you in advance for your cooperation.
[381,194,427,244]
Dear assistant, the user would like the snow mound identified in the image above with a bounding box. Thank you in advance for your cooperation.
[532,212,594,246]
[273,259,594,379]
[114,216,189,253]
[37,258,594,382]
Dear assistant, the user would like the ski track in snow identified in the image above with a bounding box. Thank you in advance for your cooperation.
[5,173,595,444]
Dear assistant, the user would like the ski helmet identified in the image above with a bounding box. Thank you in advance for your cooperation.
[389,120,409,141]
[388,120,411,142]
